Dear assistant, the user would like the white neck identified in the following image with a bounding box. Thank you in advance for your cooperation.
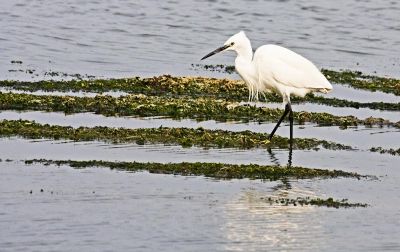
[234,39,254,80]
[235,42,253,62]
[234,44,260,101]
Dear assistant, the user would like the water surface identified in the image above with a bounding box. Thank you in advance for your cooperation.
[1,159,399,251]
[1,0,400,80]
[1,1,400,251]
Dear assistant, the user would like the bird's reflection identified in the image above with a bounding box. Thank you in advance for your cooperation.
[271,177,292,192]
[288,141,293,167]
[222,187,320,250]
[220,142,324,250]
[266,143,293,168]
[266,148,280,166]
[266,143,294,190]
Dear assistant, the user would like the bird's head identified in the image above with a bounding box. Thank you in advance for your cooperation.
[201,31,250,60]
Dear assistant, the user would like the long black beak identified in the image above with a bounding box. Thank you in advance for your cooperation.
[201,44,230,60]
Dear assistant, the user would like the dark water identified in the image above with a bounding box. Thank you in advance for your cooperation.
[1,0,400,80]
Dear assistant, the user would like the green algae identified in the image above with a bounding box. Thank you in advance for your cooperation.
[0,75,399,111]
[1,92,398,128]
[0,75,250,100]
[308,94,400,111]
[0,120,351,151]
[192,64,400,96]
[24,159,364,180]
[263,196,368,208]
[322,69,400,96]
[370,147,400,156]
[191,64,236,74]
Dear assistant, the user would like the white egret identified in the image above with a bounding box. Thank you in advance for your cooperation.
[201,31,332,143]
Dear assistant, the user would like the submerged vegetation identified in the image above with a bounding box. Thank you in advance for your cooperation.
[24,159,364,180]
[263,196,368,208]
[321,69,400,96]
[0,120,351,150]
[1,92,398,128]
[370,147,400,156]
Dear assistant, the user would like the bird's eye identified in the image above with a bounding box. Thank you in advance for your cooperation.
[230,42,235,46]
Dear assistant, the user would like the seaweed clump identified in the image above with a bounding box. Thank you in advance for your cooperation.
[24,159,364,180]
[0,92,398,128]
[322,69,400,96]
[263,196,368,208]
[370,147,400,156]
[0,119,351,151]
[1,74,399,111]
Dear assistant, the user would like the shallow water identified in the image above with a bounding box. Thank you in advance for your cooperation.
[325,83,400,104]
[1,154,399,251]
[0,138,398,173]
[1,1,400,251]
[0,124,399,251]
[1,0,400,80]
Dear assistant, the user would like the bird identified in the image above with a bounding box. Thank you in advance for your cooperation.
[201,31,332,143]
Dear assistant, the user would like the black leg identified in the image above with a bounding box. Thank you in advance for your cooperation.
[288,107,294,167]
[287,143,293,167]
[267,147,280,166]
[269,103,291,140]
[289,109,293,143]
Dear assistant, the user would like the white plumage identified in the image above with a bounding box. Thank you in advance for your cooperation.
[201,31,333,142]
[254,44,332,102]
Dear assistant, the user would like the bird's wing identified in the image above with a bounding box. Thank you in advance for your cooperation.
[255,45,332,90]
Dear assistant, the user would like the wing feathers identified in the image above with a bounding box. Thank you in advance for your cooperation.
[255,45,332,91]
